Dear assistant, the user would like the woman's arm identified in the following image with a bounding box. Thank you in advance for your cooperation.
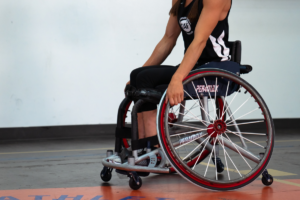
[143,0,181,67]
[166,0,229,105]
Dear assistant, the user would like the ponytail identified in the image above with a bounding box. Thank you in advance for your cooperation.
[169,0,200,22]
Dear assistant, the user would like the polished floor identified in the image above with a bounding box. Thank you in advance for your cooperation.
[0,129,300,200]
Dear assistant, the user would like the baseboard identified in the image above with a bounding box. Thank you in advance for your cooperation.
[0,118,299,141]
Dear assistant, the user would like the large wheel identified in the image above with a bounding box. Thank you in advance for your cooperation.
[157,68,275,191]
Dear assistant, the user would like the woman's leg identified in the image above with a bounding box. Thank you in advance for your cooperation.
[142,110,157,138]
[137,113,145,139]
[134,66,178,138]
[130,66,170,139]
[130,65,177,139]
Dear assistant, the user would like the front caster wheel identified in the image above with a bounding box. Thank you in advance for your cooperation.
[262,174,273,186]
[129,176,142,190]
[100,167,112,182]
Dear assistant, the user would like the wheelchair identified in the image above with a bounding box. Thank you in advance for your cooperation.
[100,41,275,191]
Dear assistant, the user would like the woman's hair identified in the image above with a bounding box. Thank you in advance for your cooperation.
[169,0,199,21]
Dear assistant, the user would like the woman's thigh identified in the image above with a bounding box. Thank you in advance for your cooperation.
[130,65,176,88]
[135,66,177,89]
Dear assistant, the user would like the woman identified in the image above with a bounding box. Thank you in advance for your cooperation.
[128,0,232,141]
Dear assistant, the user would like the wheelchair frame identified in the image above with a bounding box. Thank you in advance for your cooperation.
[101,41,275,190]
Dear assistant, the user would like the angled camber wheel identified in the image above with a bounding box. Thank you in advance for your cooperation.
[157,68,275,191]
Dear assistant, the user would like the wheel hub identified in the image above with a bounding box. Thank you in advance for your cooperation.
[207,120,227,137]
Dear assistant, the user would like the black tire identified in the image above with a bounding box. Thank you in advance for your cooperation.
[262,175,273,186]
[100,170,112,182]
[129,176,142,190]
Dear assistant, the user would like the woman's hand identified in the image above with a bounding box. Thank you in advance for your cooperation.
[166,77,184,106]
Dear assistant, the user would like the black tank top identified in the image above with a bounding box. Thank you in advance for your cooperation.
[178,0,231,66]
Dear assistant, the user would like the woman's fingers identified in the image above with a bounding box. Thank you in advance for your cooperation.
[177,93,183,105]
[168,93,183,106]
[166,80,184,106]
[169,96,174,106]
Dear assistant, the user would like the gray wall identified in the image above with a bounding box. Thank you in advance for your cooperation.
[0,0,299,128]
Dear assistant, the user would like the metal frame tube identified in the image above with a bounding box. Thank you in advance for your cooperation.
[219,136,260,163]
[177,100,186,122]
[201,96,209,125]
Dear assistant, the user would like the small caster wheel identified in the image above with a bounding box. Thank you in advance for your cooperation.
[212,157,224,173]
[100,167,112,182]
[262,174,273,186]
[129,176,142,190]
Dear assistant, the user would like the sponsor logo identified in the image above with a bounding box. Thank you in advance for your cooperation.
[179,133,202,145]
[179,17,193,35]
[196,85,219,93]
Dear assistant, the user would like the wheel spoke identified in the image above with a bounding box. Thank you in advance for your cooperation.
[226,96,251,122]
[227,107,260,125]
[226,130,266,136]
[183,115,201,122]
[183,100,200,114]
[226,129,265,148]
[221,81,230,120]
[220,135,230,180]
[217,136,242,177]
[170,129,206,137]
[226,120,264,127]
[180,102,212,126]
[168,122,208,131]
[214,77,218,122]
[178,112,210,125]
[183,90,215,122]
[220,86,241,120]
[183,132,214,160]
[192,136,211,170]
[204,138,217,177]
[224,133,252,170]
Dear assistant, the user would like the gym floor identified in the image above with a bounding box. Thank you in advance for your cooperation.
[0,129,300,200]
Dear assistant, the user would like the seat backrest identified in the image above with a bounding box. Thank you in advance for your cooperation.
[228,40,242,64]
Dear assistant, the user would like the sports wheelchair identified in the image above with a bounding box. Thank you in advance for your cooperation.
[101,41,275,191]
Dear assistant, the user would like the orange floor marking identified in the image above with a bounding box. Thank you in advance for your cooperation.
[1,180,300,200]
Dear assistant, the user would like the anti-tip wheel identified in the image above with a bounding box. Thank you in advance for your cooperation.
[129,176,142,190]
[262,174,273,186]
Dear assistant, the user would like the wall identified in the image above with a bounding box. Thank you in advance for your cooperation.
[0,0,299,128]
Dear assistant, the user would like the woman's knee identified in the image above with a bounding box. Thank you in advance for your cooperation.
[130,67,145,87]
[135,70,153,89]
